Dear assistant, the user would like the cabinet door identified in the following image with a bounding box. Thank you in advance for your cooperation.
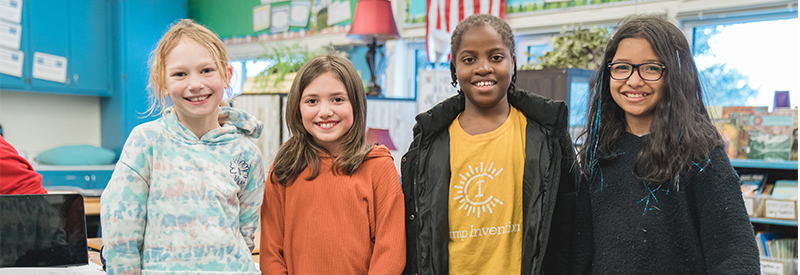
[25,0,71,92]
[4,1,112,96]
[90,170,114,189]
[0,13,26,90]
[0,48,26,90]
[67,1,112,95]
[39,170,91,189]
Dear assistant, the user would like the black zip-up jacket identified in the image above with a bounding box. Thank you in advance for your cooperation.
[401,88,577,275]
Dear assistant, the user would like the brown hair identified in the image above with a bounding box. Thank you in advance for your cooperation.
[270,54,372,186]
[146,19,231,116]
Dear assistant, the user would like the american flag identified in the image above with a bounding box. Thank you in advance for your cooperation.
[426,0,505,62]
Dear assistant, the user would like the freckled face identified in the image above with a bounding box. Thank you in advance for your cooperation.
[300,71,354,156]
[164,38,228,125]
[609,38,665,131]
[454,25,514,112]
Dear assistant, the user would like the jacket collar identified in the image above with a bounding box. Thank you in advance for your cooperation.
[413,88,565,139]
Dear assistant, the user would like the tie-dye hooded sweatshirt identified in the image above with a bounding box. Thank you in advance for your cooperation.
[101,107,266,275]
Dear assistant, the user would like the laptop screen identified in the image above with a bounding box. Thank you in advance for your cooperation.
[0,194,88,267]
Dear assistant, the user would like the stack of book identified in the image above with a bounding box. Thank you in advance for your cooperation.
[711,106,797,161]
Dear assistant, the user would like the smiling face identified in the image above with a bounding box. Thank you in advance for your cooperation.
[164,37,227,126]
[300,71,354,156]
[454,24,514,112]
[609,37,665,132]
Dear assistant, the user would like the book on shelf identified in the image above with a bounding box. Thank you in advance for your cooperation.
[746,109,795,161]
[771,180,798,200]
[739,173,767,196]
[713,117,739,159]
[756,231,797,259]
[722,106,768,159]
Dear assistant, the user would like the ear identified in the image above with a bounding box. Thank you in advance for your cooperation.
[226,65,233,87]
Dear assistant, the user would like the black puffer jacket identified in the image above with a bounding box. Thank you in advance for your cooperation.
[401,88,577,275]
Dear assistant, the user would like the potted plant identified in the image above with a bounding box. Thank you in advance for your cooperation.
[515,25,610,140]
[520,25,610,71]
[243,43,321,94]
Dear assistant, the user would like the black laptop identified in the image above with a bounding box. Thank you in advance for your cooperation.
[0,194,89,267]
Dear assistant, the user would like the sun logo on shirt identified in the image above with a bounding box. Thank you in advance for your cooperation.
[453,162,504,218]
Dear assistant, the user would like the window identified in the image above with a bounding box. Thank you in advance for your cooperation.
[685,12,798,110]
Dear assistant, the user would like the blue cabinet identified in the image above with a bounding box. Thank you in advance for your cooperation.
[101,1,187,156]
[0,1,112,96]
[37,165,116,191]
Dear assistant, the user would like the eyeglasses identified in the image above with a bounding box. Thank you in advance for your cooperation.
[607,62,666,81]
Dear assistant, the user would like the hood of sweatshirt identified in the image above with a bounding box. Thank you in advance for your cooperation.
[365,144,393,161]
[163,106,263,143]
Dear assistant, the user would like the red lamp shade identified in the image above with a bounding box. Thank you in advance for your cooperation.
[366,128,397,150]
[347,0,400,42]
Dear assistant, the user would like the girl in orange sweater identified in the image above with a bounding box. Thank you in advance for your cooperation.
[260,54,406,274]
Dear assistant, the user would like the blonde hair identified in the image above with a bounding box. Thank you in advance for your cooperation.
[270,54,372,186]
[146,19,230,116]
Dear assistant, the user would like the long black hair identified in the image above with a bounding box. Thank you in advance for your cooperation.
[577,15,722,184]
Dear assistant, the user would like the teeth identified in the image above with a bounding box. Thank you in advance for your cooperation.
[626,93,646,98]
[188,95,210,102]
[319,123,335,128]
[475,81,494,87]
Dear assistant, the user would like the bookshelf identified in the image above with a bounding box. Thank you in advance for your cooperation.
[750,217,798,227]
[733,159,797,226]
[730,159,798,170]
[732,159,797,273]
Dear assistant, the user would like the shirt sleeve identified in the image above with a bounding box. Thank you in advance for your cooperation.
[368,158,406,275]
[692,146,760,274]
[0,136,46,195]
[100,131,151,275]
[239,153,266,252]
[260,173,288,274]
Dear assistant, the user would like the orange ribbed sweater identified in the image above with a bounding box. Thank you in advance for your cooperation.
[260,145,406,275]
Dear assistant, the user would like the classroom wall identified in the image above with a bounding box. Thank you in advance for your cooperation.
[0,90,102,157]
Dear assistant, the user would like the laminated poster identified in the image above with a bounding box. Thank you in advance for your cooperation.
[289,0,310,27]
[0,47,23,77]
[0,0,22,24]
[271,5,290,33]
[0,20,21,50]
[32,52,68,83]
[253,4,271,32]
[327,0,350,26]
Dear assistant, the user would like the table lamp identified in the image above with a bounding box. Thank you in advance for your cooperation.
[347,0,401,96]
[366,128,397,150]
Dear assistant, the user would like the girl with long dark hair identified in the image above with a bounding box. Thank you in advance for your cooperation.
[573,15,760,274]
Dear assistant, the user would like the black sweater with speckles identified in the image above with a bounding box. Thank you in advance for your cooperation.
[571,132,760,275]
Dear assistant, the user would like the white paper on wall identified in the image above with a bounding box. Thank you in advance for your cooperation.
[0,47,23,77]
[253,4,271,32]
[289,0,310,27]
[0,20,22,50]
[327,0,350,26]
[417,69,459,113]
[0,0,22,23]
[271,5,290,33]
[32,52,68,83]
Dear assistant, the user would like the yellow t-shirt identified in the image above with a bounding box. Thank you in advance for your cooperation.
[448,106,526,275]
